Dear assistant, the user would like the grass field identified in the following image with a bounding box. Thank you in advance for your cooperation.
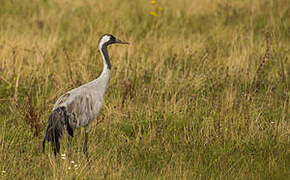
[0,0,289,179]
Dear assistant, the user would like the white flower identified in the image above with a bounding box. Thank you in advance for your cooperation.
[61,154,66,160]
[68,167,71,170]
[71,160,75,164]
[74,164,78,169]
[2,170,6,174]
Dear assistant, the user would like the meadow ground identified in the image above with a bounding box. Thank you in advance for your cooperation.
[0,0,289,179]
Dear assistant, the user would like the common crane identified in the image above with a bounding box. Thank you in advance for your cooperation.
[42,34,129,158]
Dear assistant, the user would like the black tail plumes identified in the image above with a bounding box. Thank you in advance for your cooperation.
[42,107,74,156]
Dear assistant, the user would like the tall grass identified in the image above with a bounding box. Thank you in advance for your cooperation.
[0,0,289,179]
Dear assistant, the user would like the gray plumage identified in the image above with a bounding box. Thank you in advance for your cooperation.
[42,34,129,157]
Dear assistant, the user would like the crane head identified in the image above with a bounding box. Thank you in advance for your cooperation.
[98,34,129,49]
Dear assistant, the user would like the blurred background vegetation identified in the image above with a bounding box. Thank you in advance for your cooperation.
[0,0,289,179]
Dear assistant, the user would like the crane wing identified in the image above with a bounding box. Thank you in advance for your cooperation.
[60,91,96,128]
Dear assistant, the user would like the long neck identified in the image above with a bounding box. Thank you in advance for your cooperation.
[98,45,111,84]
[100,46,111,70]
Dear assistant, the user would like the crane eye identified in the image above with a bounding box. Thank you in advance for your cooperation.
[110,36,116,42]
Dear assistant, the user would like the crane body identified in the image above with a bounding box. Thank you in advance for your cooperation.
[42,34,128,158]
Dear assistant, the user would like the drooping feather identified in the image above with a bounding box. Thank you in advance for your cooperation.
[42,107,73,155]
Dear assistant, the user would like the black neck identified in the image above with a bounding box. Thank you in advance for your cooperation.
[101,46,111,70]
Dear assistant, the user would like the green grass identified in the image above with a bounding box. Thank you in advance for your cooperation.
[0,0,289,179]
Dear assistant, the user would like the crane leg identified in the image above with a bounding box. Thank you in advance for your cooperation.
[67,135,72,158]
[83,131,89,160]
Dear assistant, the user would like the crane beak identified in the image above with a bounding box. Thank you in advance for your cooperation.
[115,39,129,44]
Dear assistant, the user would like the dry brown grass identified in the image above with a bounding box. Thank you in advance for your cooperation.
[0,0,289,179]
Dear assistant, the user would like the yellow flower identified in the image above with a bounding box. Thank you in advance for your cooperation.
[151,0,156,5]
[149,11,157,16]
[156,7,162,11]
